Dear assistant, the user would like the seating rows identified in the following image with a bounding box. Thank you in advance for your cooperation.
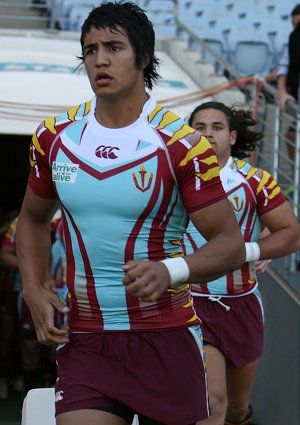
[44,0,298,76]
[177,0,298,76]
[52,0,175,34]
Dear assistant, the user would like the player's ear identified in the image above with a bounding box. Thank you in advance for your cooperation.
[230,130,237,146]
[141,54,150,70]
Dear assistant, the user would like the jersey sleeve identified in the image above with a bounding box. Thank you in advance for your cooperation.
[28,101,93,199]
[253,169,286,215]
[174,132,226,213]
[28,122,58,199]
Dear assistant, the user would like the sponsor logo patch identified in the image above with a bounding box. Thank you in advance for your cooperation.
[52,162,79,183]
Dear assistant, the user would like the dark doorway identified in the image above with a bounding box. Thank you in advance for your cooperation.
[0,134,31,227]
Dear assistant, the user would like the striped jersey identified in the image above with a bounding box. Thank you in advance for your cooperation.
[185,156,286,297]
[28,96,226,332]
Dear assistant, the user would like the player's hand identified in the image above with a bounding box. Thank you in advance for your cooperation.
[254,259,271,274]
[43,278,56,292]
[23,285,70,346]
[123,260,170,302]
[279,93,295,112]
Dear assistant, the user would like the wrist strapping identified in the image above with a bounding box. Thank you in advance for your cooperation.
[160,257,190,288]
[245,242,260,262]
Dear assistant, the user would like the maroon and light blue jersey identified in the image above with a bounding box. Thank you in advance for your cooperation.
[28,96,226,332]
[185,156,286,297]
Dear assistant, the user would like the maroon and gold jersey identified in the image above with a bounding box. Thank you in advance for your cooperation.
[185,156,286,296]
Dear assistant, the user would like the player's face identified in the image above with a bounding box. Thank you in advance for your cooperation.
[190,108,237,168]
[83,26,145,100]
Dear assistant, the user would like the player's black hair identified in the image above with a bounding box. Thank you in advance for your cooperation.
[79,1,160,90]
[291,4,300,16]
[188,101,262,159]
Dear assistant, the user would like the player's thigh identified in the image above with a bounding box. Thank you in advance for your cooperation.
[56,408,128,425]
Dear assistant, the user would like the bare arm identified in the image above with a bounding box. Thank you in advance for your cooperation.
[16,186,69,345]
[185,198,245,282]
[123,198,245,301]
[277,75,295,112]
[256,201,300,259]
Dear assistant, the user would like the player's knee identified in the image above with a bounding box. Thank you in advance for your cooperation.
[208,387,227,423]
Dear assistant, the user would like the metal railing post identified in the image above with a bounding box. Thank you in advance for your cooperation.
[270,104,280,179]
[289,112,300,272]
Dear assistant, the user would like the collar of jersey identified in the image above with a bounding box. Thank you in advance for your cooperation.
[87,95,156,135]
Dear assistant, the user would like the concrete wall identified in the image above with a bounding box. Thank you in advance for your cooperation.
[251,270,300,425]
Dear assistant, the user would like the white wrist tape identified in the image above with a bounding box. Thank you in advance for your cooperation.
[245,242,261,262]
[160,257,190,288]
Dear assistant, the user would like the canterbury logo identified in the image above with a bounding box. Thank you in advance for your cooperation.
[55,390,64,402]
[132,166,154,192]
[95,145,120,159]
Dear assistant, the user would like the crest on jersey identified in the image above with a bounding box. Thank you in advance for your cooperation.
[230,194,244,212]
[132,166,154,192]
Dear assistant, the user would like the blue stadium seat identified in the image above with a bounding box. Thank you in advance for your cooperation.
[68,3,91,31]
[141,0,174,9]
[222,25,273,75]
[178,0,298,74]
[233,39,272,76]
[55,0,94,30]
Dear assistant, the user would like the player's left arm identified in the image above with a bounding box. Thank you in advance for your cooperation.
[257,201,300,260]
[123,197,245,301]
[251,168,300,260]
[185,197,245,282]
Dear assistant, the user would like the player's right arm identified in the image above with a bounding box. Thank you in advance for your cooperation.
[16,187,69,345]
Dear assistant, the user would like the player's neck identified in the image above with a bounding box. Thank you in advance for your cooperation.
[218,154,231,169]
[95,90,149,128]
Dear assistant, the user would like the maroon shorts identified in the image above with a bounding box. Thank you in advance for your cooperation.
[55,326,209,424]
[193,291,264,368]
